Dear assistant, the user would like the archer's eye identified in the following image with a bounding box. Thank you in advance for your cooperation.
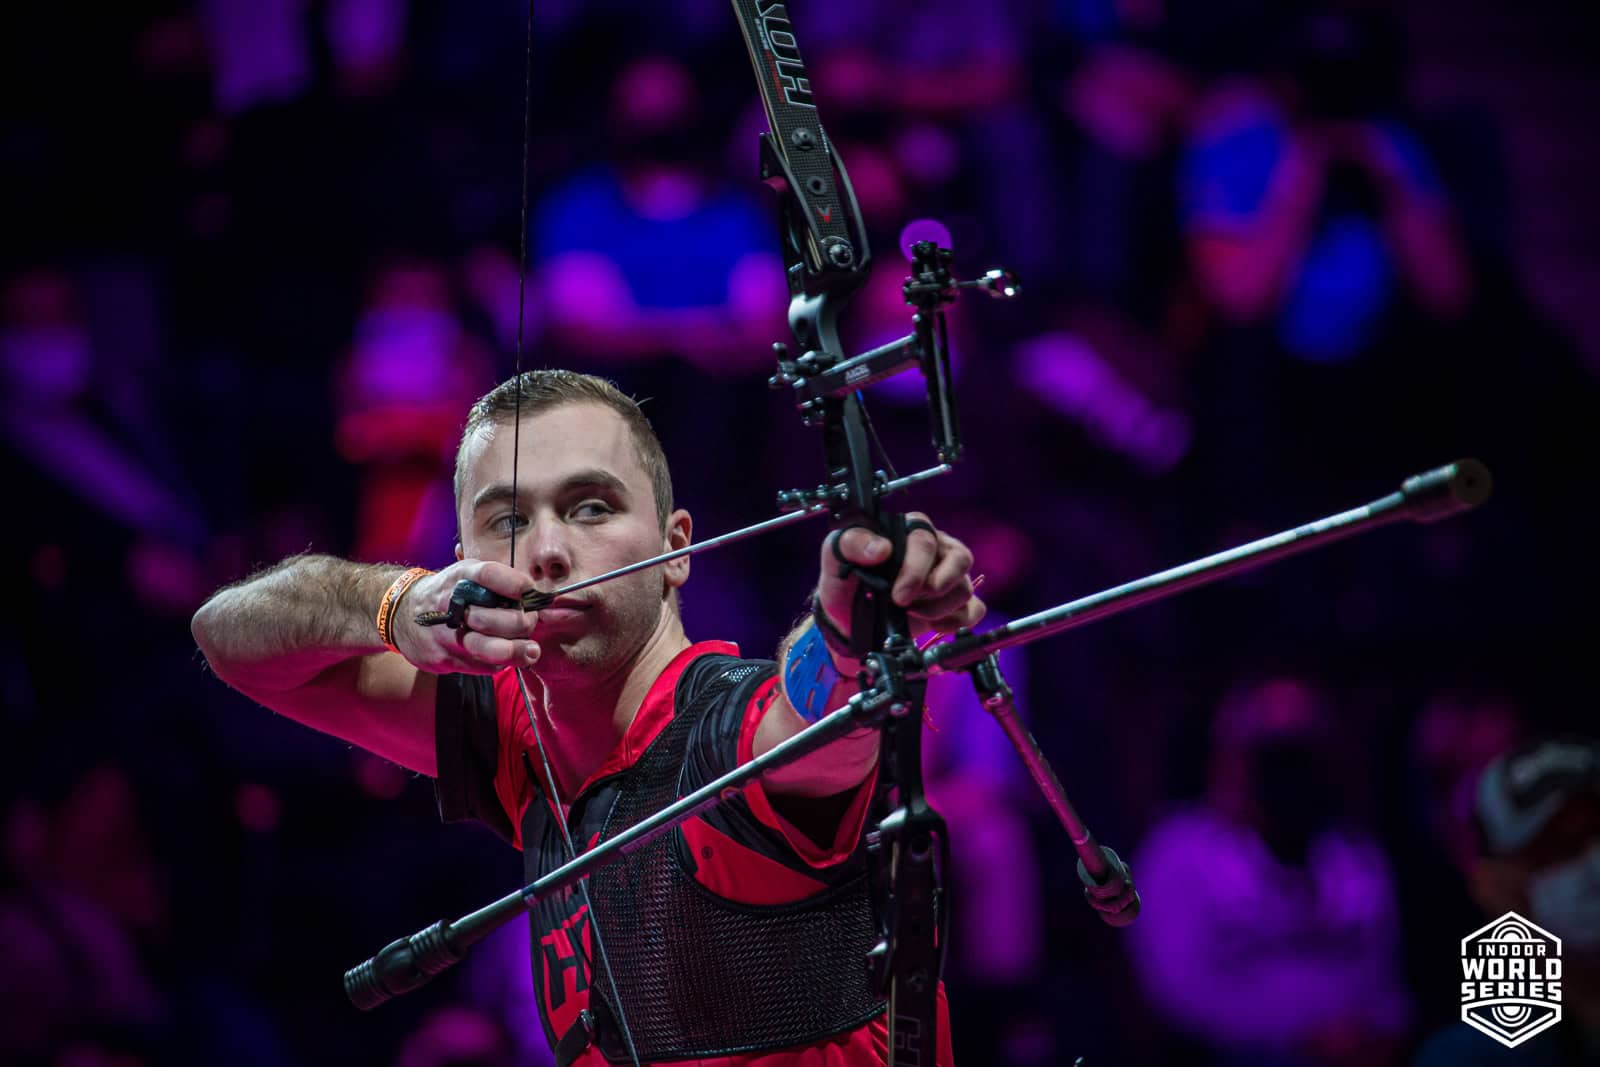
[491,513,529,536]
[572,500,613,521]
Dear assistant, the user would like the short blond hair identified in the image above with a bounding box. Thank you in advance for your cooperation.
[453,370,674,531]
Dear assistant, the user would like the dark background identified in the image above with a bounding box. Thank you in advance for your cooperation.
[3,1,1598,1064]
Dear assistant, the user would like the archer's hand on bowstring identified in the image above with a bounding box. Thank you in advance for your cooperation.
[393,561,543,675]
[815,511,986,657]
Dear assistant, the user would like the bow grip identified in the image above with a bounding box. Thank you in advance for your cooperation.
[829,512,910,657]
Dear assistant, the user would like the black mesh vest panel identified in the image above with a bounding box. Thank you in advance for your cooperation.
[525,655,884,1063]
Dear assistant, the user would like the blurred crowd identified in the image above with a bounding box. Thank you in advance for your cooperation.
[4,0,1598,1064]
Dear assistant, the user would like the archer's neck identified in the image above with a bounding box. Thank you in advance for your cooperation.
[533,611,691,798]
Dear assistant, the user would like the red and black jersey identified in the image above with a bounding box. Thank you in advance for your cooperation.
[434,640,953,1066]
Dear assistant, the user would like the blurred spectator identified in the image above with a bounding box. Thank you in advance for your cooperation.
[1410,692,1525,875]
[802,0,1062,277]
[533,55,783,374]
[1128,677,1411,1067]
[1011,309,1192,475]
[326,0,409,98]
[1175,3,1476,530]
[1413,737,1600,1065]
[1064,41,1190,163]
[1,765,167,1065]
[804,0,1027,121]
[200,0,408,111]
[198,0,311,114]
[1181,8,1470,359]
[1,268,215,619]
[1,270,206,549]
[1052,2,1195,311]
[333,260,494,563]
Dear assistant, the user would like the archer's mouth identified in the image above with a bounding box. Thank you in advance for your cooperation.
[534,598,593,625]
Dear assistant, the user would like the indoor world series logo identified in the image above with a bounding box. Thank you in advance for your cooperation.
[1461,912,1564,1047]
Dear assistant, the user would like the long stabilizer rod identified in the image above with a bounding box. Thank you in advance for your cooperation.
[924,459,1491,675]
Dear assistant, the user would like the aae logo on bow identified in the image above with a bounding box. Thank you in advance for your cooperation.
[1460,911,1563,1048]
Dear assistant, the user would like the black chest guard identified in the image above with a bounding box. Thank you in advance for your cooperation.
[525,655,884,1063]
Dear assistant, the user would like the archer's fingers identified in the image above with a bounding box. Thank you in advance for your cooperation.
[915,533,974,604]
[464,560,539,599]
[921,596,986,635]
[891,514,941,606]
[453,630,541,671]
[830,526,893,570]
[905,579,976,624]
[461,604,538,639]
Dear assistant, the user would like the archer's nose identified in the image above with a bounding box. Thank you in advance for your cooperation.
[522,519,572,586]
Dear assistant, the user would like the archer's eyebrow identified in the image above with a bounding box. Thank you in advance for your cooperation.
[471,469,631,513]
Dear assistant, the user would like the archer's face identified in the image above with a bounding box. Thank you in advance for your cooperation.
[455,402,688,678]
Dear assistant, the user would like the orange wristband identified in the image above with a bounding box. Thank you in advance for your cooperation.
[377,567,432,653]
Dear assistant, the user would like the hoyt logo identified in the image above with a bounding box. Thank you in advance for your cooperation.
[756,2,814,108]
[1460,911,1563,1048]
[541,904,592,1010]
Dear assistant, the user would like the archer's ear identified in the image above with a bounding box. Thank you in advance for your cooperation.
[663,509,693,590]
[454,542,464,562]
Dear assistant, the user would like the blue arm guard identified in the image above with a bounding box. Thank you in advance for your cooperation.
[782,622,841,724]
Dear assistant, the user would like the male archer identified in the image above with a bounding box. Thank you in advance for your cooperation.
[192,369,982,1065]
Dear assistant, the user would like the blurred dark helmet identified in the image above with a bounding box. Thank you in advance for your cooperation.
[1475,737,1600,953]
[1476,738,1600,857]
